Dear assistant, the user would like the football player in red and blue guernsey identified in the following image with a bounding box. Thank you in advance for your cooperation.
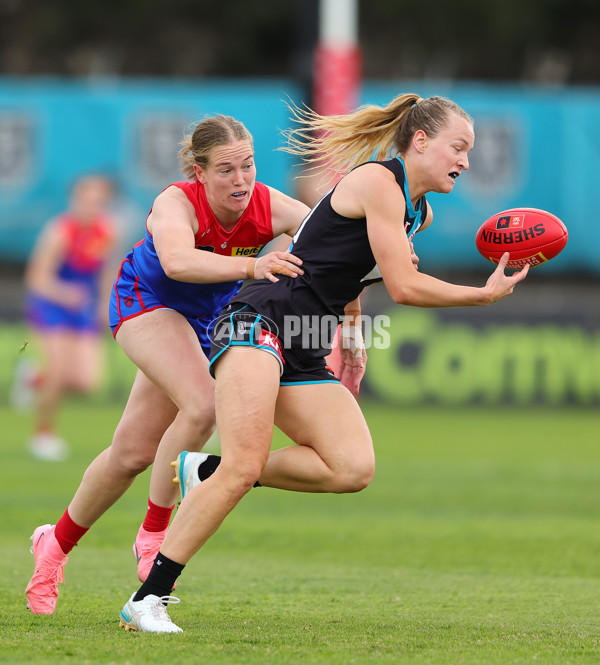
[22,174,117,462]
[26,115,364,622]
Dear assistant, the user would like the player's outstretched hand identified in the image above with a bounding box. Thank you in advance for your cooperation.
[485,252,529,303]
[254,251,304,283]
[337,325,367,396]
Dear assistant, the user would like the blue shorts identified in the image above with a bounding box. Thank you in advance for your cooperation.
[26,292,101,333]
[109,257,214,357]
[209,303,339,385]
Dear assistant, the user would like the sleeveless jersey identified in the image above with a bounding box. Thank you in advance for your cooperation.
[56,213,115,284]
[127,180,273,318]
[25,213,116,332]
[232,158,428,359]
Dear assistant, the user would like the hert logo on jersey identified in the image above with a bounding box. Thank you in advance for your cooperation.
[231,245,264,257]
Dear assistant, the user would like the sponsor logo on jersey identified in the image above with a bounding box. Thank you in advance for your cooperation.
[231,245,264,257]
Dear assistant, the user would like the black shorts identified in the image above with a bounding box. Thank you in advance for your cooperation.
[209,303,339,386]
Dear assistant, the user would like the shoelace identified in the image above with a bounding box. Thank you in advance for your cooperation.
[149,595,181,621]
[35,556,68,585]
[55,559,67,584]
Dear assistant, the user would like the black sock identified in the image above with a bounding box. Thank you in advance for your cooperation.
[199,454,261,488]
[133,552,185,601]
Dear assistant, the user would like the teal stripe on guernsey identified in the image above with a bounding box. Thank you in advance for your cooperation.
[395,155,424,237]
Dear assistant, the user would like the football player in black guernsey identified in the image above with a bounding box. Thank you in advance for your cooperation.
[121,94,528,633]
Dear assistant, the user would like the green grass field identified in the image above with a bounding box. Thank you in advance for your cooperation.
[2,402,600,664]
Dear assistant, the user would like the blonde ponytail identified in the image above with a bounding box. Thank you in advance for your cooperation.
[281,94,472,178]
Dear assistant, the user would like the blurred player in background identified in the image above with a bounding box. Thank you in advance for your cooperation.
[17,175,117,462]
[118,94,529,633]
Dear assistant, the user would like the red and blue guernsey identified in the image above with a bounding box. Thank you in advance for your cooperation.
[109,179,274,353]
[57,213,115,277]
[26,213,116,332]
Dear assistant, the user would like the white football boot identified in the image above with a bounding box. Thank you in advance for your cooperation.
[171,451,210,501]
[119,593,182,633]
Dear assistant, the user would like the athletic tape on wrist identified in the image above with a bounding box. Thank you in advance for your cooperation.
[339,325,365,358]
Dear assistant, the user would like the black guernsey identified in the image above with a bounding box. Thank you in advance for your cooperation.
[231,157,428,362]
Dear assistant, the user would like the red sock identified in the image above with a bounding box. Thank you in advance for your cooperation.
[142,499,174,532]
[54,509,90,554]
[32,372,44,390]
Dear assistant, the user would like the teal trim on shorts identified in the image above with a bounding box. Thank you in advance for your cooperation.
[231,341,284,374]
[210,340,284,378]
[280,379,340,386]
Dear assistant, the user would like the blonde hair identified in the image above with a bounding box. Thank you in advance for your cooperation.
[282,94,473,177]
[178,115,254,179]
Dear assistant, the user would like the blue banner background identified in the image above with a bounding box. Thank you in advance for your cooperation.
[0,77,598,274]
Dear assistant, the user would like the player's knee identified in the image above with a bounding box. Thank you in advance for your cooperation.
[109,431,156,474]
[336,470,373,493]
[179,402,216,438]
[115,447,154,474]
[218,458,264,496]
[334,453,375,493]
[233,461,263,493]
[66,374,98,394]
[130,450,156,473]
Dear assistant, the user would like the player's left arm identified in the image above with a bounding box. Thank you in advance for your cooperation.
[337,296,367,396]
[267,186,310,237]
[250,186,310,273]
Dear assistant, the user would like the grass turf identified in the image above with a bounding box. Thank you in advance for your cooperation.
[2,402,600,664]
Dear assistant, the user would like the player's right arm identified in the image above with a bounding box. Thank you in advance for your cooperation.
[335,164,528,306]
[149,186,303,284]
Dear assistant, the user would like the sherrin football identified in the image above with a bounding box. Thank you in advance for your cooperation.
[475,208,568,270]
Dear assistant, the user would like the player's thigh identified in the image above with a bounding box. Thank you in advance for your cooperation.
[116,308,213,410]
[63,332,105,387]
[275,382,374,468]
[110,369,178,463]
[37,330,82,382]
[214,347,281,470]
